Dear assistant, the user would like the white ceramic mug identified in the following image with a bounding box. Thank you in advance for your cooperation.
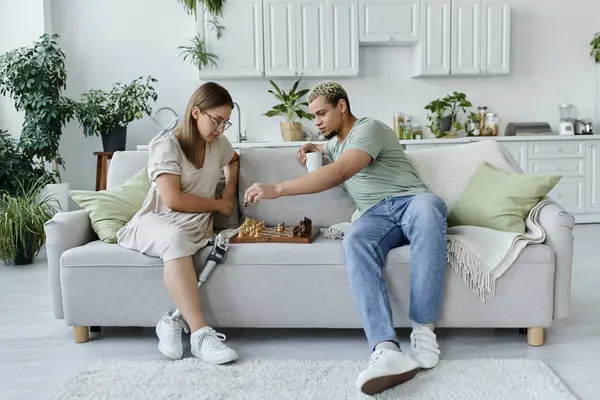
[306,152,323,173]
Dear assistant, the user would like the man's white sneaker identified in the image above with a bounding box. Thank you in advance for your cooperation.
[190,326,239,365]
[156,312,189,360]
[356,348,421,396]
[410,326,441,369]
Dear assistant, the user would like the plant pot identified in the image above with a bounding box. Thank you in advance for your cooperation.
[14,232,35,265]
[280,122,303,141]
[41,182,69,212]
[101,126,127,152]
[440,116,453,133]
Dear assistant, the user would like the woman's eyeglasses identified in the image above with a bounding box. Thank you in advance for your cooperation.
[205,112,232,131]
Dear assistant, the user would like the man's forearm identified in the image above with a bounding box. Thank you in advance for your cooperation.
[275,163,344,197]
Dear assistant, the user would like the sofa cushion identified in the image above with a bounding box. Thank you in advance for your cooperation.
[237,147,356,228]
[61,235,553,269]
[61,240,212,270]
[447,162,561,233]
[69,167,150,243]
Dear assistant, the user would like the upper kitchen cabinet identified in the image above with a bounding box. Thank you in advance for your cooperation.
[197,0,265,78]
[263,0,359,77]
[411,0,511,77]
[358,0,420,45]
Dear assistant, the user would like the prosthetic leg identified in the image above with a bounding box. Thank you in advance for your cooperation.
[172,232,230,318]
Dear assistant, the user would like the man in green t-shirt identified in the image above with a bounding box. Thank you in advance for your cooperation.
[244,81,447,396]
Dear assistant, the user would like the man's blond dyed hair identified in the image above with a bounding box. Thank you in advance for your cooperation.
[308,81,351,113]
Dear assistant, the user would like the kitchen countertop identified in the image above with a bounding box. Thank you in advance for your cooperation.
[135,134,600,151]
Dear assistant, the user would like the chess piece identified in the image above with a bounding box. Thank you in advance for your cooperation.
[277,223,284,232]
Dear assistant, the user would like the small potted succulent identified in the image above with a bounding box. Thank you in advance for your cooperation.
[74,76,158,152]
[263,79,315,141]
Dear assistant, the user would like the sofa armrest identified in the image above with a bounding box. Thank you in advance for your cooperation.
[537,201,575,320]
[44,210,97,319]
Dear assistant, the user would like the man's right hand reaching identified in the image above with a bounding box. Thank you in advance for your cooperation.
[297,143,321,166]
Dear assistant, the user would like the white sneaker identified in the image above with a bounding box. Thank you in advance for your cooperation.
[190,326,239,365]
[410,326,441,368]
[356,349,421,396]
[156,312,189,360]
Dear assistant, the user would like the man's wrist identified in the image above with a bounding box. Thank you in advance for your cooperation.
[274,183,284,198]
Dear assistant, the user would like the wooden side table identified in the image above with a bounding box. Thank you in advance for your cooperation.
[94,152,114,191]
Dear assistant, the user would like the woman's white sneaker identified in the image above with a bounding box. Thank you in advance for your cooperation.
[409,326,441,369]
[156,312,189,360]
[356,347,421,396]
[190,326,239,365]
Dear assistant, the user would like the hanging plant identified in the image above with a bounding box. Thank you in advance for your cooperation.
[590,32,600,63]
[177,0,224,18]
[176,0,226,70]
[177,35,218,71]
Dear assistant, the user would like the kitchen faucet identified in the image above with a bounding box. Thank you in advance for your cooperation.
[233,102,247,142]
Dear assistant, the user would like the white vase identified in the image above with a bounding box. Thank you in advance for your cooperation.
[41,182,70,212]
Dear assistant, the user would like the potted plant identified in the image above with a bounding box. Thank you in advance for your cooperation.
[0,33,76,212]
[263,79,315,141]
[424,92,473,138]
[0,176,59,265]
[74,76,158,152]
[590,32,600,63]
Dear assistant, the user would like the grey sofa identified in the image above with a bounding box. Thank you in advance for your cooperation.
[44,146,575,346]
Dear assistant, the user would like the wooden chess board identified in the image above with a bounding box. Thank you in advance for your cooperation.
[230,226,320,244]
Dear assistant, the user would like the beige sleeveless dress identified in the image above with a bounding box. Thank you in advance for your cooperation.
[116,131,234,262]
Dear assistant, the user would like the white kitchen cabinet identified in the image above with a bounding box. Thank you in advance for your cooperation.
[358,0,420,45]
[264,0,359,77]
[412,0,511,77]
[450,0,481,75]
[500,141,527,172]
[197,0,265,78]
[585,140,600,214]
[263,0,297,76]
[410,0,451,76]
[481,1,511,74]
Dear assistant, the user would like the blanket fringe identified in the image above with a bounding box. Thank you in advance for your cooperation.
[447,238,494,302]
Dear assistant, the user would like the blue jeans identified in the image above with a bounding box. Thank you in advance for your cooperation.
[342,192,448,351]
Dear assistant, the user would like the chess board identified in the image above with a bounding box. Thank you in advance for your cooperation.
[230,226,320,244]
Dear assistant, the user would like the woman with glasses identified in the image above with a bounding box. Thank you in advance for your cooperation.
[116,82,240,364]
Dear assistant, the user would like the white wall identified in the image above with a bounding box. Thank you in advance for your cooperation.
[0,0,50,137]
[12,0,600,190]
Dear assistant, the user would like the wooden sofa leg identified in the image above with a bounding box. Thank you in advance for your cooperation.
[526,327,544,346]
[73,326,90,343]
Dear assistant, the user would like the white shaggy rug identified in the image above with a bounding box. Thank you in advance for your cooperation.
[52,358,576,400]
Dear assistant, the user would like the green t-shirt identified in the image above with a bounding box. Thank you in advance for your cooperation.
[324,117,428,218]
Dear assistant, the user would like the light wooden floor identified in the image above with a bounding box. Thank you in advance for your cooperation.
[1,224,599,400]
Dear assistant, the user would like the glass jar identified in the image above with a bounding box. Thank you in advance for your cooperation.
[478,106,488,133]
[484,113,499,136]
[403,117,413,139]
[411,124,423,139]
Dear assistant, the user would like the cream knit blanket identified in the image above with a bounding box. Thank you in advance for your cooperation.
[322,140,553,301]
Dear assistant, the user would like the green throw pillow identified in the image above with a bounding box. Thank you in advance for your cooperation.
[447,162,561,234]
[69,167,150,243]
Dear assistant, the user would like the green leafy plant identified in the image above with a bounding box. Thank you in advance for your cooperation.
[177,0,225,69]
[424,92,473,138]
[590,32,600,63]
[263,80,315,123]
[0,176,59,265]
[0,33,76,183]
[0,130,45,198]
[177,35,218,71]
[74,76,158,138]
